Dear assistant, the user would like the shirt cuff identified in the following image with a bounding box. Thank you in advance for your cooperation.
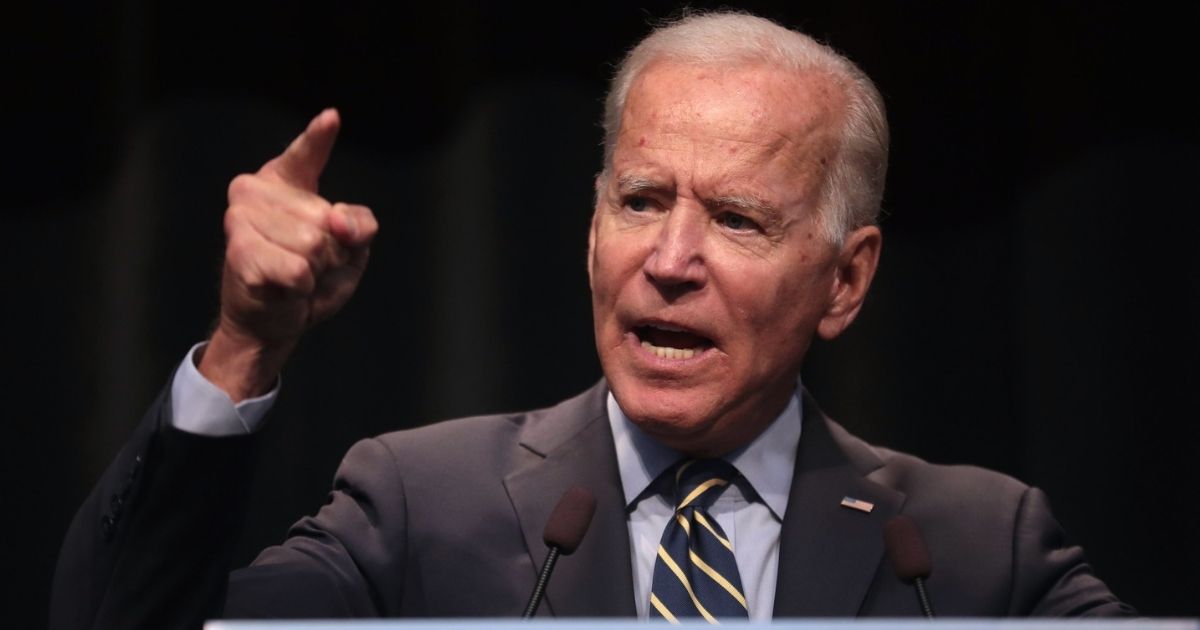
[169,342,279,436]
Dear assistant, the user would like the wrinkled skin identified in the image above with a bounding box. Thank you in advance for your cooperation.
[588,61,881,456]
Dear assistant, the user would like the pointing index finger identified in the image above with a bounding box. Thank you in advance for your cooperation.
[260,108,341,192]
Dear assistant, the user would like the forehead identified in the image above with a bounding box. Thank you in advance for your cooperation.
[625,60,842,134]
[614,60,847,202]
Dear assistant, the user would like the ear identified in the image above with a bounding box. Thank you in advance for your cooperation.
[587,175,604,291]
[587,211,599,291]
[817,225,882,340]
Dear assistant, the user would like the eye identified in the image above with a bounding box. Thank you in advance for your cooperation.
[718,212,759,232]
[624,196,651,212]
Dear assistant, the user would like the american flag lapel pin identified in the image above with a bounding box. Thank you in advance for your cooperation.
[840,496,875,513]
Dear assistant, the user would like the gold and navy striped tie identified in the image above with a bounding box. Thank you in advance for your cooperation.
[649,459,748,623]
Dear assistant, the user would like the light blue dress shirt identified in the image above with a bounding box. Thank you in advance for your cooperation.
[607,392,802,621]
[171,345,802,619]
[170,343,276,435]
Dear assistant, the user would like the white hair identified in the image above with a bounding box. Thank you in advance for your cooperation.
[600,11,889,245]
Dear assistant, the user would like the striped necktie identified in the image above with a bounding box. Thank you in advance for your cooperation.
[649,459,748,622]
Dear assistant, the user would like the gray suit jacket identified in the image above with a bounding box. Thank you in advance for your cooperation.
[51,379,1131,628]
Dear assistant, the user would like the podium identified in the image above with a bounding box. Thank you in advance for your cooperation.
[207,620,1200,629]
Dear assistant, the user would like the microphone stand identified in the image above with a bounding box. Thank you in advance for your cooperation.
[522,546,562,618]
[913,576,935,619]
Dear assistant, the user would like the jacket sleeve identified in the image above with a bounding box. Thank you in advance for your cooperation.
[1009,487,1136,616]
[49,383,261,630]
[224,436,408,619]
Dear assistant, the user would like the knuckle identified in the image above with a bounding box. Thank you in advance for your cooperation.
[293,225,324,254]
[225,240,259,284]
[225,233,248,262]
[224,204,263,239]
[229,256,264,289]
[282,257,315,290]
[240,266,265,289]
[224,204,246,229]
[289,197,329,224]
[313,198,335,220]
[227,173,258,200]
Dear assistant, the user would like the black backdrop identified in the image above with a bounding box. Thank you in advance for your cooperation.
[6,2,1198,625]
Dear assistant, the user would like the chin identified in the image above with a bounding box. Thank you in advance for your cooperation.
[611,379,722,444]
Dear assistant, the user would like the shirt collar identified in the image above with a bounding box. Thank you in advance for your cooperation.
[606,388,802,520]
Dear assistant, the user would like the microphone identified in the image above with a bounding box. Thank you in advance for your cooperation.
[522,486,597,618]
[883,515,935,618]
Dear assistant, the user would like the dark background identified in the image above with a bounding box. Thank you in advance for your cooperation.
[5,1,1197,625]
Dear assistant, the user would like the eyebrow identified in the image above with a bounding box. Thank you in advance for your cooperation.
[616,174,665,194]
[711,193,777,216]
[616,174,784,224]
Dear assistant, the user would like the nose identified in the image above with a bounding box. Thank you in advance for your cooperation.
[642,203,707,293]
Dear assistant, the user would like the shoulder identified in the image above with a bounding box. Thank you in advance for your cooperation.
[830,417,1036,530]
[342,379,610,480]
[843,427,1131,615]
[814,411,1035,579]
[819,413,1032,516]
[871,441,1031,511]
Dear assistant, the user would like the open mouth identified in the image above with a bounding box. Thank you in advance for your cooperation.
[634,323,714,359]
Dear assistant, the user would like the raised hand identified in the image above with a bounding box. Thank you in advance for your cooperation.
[198,109,379,401]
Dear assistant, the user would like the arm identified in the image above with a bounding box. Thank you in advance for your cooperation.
[49,383,261,630]
[1010,487,1135,616]
[200,108,377,402]
[225,437,408,619]
[50,109,379,630]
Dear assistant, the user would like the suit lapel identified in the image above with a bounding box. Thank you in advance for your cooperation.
[502,381,636,617]
[773,391,906,617]
[500,382,905,618]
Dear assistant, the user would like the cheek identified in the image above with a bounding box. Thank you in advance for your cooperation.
[592,230,647,292]
[725,265,826,334]
[589,240,634,319]
[589,243,618,299]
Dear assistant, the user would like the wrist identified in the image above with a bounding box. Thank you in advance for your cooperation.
[198,323,294,402]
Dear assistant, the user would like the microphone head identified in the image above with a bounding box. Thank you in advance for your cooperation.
[883,515,933,582]
[542,486,596,555]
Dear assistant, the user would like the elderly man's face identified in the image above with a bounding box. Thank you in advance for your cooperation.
[588,61,880,456]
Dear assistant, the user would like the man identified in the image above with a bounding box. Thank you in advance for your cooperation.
[51,12,1131,628]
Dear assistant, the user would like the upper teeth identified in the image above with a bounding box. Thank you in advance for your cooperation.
[651,324,688,333]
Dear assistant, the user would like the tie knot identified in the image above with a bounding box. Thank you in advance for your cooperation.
[672,459,739,511]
